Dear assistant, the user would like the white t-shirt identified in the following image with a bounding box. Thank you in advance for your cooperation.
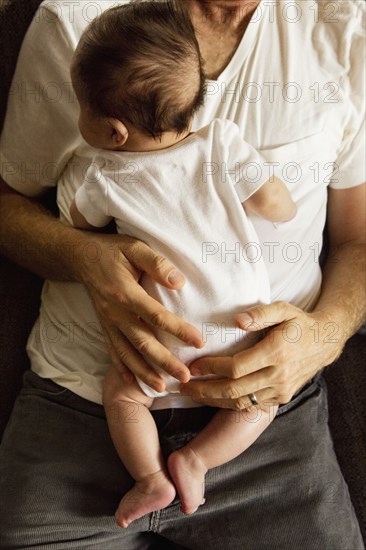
[0,0,365,407]
[74,119,271,402]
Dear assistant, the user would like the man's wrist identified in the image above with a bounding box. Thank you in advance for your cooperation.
[310,305,350,354]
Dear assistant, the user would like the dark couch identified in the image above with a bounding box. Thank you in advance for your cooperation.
[1,0,365,543]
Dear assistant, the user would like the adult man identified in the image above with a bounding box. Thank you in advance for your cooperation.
[0,0,365,548]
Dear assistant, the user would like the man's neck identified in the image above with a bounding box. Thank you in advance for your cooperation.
[188,1,260,80]
[188,0,260,27]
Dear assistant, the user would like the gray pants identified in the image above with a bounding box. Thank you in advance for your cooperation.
[0,370,363,550]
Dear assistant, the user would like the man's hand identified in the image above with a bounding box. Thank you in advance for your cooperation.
[180,301,346,409]
[1,178,204,392]
[74,232,203,392]
[181,185,366,410]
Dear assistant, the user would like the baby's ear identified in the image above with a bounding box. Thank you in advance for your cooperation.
[107,118,128,147]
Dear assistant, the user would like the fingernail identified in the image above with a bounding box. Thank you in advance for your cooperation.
[191,338,204,349]
[168,270,185,286]
[236,313,253,328]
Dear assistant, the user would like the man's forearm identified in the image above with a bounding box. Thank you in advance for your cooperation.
[314,241,366,347]
[0,185,87,282]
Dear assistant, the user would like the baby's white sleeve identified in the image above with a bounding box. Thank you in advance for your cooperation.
[74,160,113,227]
[218,120,270,203]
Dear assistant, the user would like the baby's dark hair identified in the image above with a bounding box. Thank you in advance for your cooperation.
[71,0,206,139]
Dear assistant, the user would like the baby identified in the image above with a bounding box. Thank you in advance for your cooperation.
[70,0,296,529]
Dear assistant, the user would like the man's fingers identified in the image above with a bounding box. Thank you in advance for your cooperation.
[189,396,278,413]
[181,367,273,400]
[110,335,168,392]
[120,237,186,289]
[126,286,203,348]
[100,319,154,385]
[102,321,169,392]
[190,356,236,377]
[189,340,275,378]
[96,318,132,382]
[83,235,201,388]
[235,301,298,331]
[120,315,191,384]
[94,283,196,387]
[181,384,279,412]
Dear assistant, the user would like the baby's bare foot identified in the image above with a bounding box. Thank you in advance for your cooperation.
[167,446,207,515]
[115,470,176,528]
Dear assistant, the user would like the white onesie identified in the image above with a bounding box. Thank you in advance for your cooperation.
[75,119,271,398]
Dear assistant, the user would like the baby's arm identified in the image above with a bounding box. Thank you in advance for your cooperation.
[244,176,297,222]
[219,119,297,223]
[69,160,114,230]
[70,197,100,230]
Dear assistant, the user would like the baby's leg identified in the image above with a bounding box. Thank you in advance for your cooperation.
[168,404,278,514]
[103,367,176,528]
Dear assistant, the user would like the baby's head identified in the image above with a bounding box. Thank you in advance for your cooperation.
[71,0,206,151]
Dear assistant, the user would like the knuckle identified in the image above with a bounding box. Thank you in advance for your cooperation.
[278,391,292,404]
[123,240,142,261]
[274,300,288,311]
[246,405,259,414]
[123,322,140,338]
[157,356,172,373]
[274,346,287,365]
[266,365,278,384]
[224,383,241,400]
[231,357,244,379]
[111,289,129,306]
[174,326,188,342]
[98,285,129,309]
[125,322,151,355]
[151,254,170,272]
[97,298,110,315]
[149,310,167,330]
[276,370,287,386]
[277,385,292,403]
[233,397,247,411]
[116,347,131,365]
[133,337,152,356]
[255,305,267,322]
[158,359,173,376]
[106,324,120,345]
[278,364,292,385]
